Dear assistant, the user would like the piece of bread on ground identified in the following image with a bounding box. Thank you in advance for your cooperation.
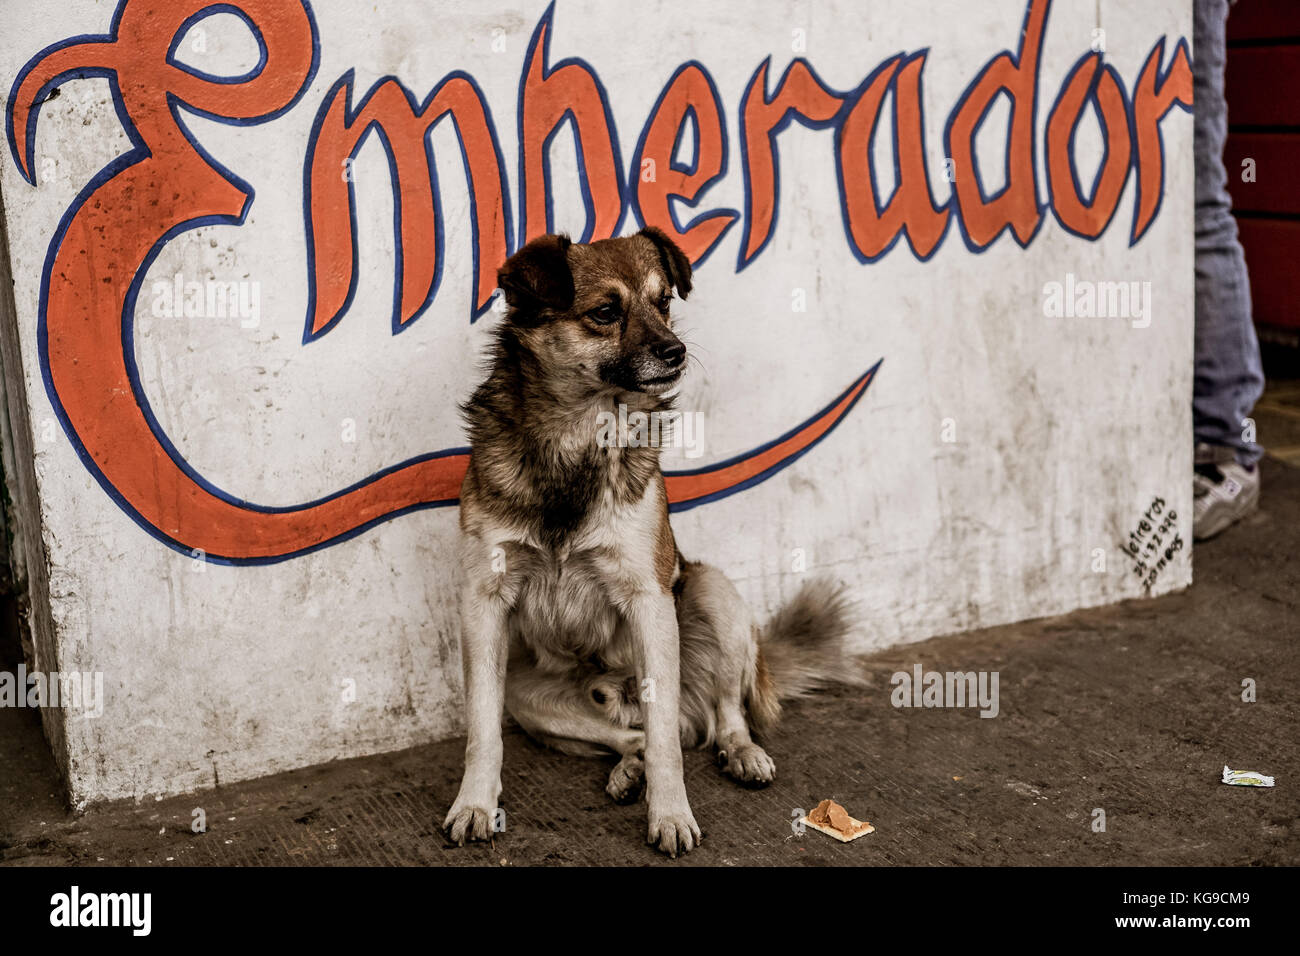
[802,798,875,842]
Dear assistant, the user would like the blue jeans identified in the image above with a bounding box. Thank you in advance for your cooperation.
[1194,0,1264,466]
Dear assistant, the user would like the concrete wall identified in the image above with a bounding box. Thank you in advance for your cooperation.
[0,0,1194,806]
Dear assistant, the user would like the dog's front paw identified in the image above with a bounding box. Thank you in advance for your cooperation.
[443,802,497,846]
[647,804,702,858]
[606,753,645,804]
[720,743,776,786]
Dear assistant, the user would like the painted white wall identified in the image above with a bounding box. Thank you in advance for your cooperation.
[0,0,1193,805]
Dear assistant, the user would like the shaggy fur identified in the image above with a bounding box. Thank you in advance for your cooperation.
[443,228,861,857]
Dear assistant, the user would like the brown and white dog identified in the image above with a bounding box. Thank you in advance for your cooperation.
[444,227,861,857]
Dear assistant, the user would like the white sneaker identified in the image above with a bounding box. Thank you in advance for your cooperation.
[1193,443,1260,541]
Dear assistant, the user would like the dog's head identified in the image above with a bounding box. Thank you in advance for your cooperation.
[496,227,692,396]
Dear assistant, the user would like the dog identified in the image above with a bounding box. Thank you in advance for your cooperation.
[444,227,861,857]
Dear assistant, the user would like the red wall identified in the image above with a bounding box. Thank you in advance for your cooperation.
[1225,0,1300,332]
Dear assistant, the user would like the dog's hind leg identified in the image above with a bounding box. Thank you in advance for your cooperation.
[676,562,776,785]
[603,752,647,804]
[505,667,647,802]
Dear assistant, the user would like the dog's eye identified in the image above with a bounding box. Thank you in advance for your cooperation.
[656,292,672,313]
[588,303,620,325]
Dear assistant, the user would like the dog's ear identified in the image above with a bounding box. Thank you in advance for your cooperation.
[639,226,692,300]
[497,233,574,321]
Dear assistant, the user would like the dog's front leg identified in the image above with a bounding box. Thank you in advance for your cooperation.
[628,590,701,857]
[443,579,509,845]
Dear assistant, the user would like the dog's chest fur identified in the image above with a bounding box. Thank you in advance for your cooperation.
[489,474,666,673]
[510,537,628,670]
[461,340,676,672]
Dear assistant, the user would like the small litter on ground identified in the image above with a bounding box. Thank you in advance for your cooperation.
[802,799,875,842]
[1221,766,1274,788]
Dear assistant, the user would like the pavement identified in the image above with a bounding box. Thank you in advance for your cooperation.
[1,386,1296,867]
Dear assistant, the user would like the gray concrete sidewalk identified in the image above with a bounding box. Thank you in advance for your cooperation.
[1,455,1296,867]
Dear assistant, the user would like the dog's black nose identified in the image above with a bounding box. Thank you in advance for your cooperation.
[653,340,686,367]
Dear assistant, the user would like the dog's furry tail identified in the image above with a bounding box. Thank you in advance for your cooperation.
[747,579,864,735]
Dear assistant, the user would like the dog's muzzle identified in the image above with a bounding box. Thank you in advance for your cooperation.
[635,338,686,392]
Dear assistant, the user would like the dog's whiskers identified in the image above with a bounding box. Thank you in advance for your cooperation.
[684,352,710,378]
[675,333,711,378]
